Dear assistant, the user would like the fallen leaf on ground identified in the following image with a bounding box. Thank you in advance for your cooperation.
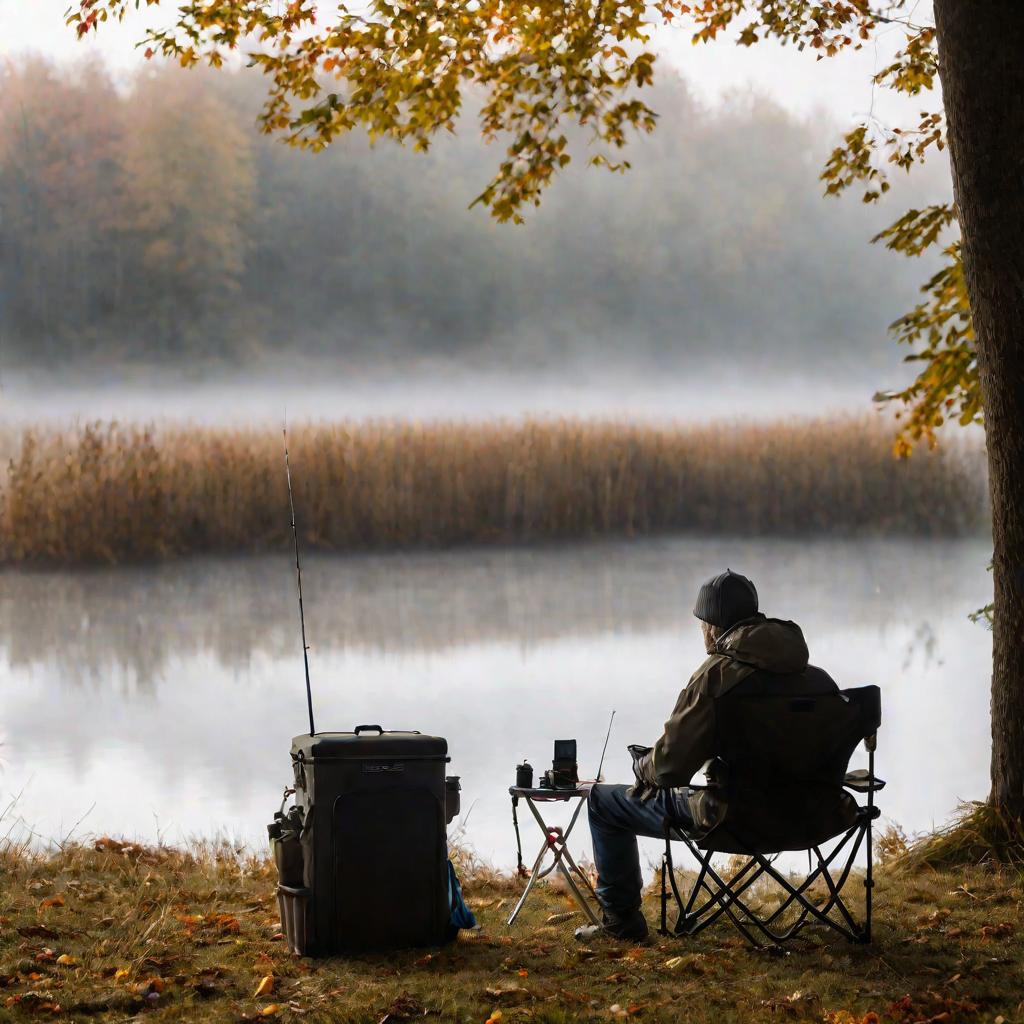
[255,975,275,998]
[55,955,76,966]
[545,912,577,924]
[378,994,428,1020]
[39,896,65,911]
[261,1004,281,1017]
[664,952,707,972]
[916,909,951,930]
[979,922,1014,939]
[761,990,821,1015]
[5,993,62,1014]
[484,984,532,1006]
[209,913,241,934]
[17,925,59,940]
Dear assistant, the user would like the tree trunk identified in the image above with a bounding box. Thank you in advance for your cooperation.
[934,1,1024,820]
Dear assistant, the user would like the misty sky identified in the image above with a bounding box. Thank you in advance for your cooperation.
[1,0,932,125]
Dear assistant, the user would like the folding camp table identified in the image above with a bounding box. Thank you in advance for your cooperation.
[507,785,601,927]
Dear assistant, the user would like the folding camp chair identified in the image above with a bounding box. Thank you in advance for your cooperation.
[659,684,883,950]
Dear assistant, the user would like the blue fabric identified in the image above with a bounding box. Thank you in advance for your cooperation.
[587,783,694,918]
[446,860,477,935]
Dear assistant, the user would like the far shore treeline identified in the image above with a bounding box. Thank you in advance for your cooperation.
[0,417,986,565]
[0,57,943,372]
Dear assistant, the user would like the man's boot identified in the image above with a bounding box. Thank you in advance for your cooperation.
[574,909,649,943]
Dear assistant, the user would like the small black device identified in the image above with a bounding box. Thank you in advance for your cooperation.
[540,739,578,789]
[516,760,533,788]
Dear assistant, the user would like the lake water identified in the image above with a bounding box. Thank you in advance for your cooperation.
[0,536,992,874]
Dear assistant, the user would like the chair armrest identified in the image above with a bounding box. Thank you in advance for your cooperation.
[843,769,886,793]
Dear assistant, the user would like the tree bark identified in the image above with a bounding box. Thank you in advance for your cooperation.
[933,1,1024,819]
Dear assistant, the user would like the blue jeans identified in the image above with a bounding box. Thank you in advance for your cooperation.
[587,783,694,918]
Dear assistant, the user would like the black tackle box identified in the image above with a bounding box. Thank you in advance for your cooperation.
[273,726,452,954]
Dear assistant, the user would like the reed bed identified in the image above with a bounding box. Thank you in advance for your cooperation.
[0,416,987,565]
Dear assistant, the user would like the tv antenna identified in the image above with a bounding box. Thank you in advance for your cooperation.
[595,710,616,782]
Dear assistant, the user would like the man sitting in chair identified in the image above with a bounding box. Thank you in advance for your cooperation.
[577,569,841,943]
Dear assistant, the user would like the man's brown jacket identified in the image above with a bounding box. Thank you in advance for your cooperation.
[638,614,838,830]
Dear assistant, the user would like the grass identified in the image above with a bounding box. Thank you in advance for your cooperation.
[0,836,1022,1023]
[897,803,1024,872]
[0,416,987,565]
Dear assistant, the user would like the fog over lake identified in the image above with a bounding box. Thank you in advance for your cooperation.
[0,366,900,428]
[0,536,992,873]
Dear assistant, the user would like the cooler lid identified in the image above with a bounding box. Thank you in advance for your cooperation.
[291,727,448,761]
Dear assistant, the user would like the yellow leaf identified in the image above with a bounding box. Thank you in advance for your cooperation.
[56,954,77,965]
[114,968,130,980]
[255,975,275,998]
[261,1005,281,1017]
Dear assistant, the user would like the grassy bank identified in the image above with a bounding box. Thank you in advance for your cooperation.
[0,417,986,565]
[0,839,1021,1023]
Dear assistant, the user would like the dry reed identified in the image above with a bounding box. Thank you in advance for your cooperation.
[0,416,987,565]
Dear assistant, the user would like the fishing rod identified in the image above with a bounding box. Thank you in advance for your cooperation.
[595,709,616,783]
[283,426,316,736]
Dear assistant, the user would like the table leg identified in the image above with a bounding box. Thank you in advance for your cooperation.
[553,854,602,925]
[508,796,601,928]
[506,837,551,926]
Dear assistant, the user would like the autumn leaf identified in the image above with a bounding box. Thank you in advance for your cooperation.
[255,975,275,998]
[39,895,66,911]
[544,912,576,924]
[483,984,532,1005]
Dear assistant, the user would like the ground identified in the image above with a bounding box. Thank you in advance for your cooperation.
[0,840,1022,1024]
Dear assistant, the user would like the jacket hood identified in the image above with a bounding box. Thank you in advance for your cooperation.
[716,614,809,674]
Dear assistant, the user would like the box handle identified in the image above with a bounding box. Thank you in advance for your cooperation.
[354,724,384,735]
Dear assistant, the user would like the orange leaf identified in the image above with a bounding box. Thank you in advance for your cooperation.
[255,975,275,998]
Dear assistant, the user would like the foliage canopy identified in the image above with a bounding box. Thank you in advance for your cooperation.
[70,0,976,449]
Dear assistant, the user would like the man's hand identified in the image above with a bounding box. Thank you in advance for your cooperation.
[626,744,657,801]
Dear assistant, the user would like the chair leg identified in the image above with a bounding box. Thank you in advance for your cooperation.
[751,828,869,943]
[864,811,874,944]
[660,846,668,936]
[660,820,874,948]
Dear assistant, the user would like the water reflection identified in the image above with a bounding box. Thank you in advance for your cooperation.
[0,536,993,871]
